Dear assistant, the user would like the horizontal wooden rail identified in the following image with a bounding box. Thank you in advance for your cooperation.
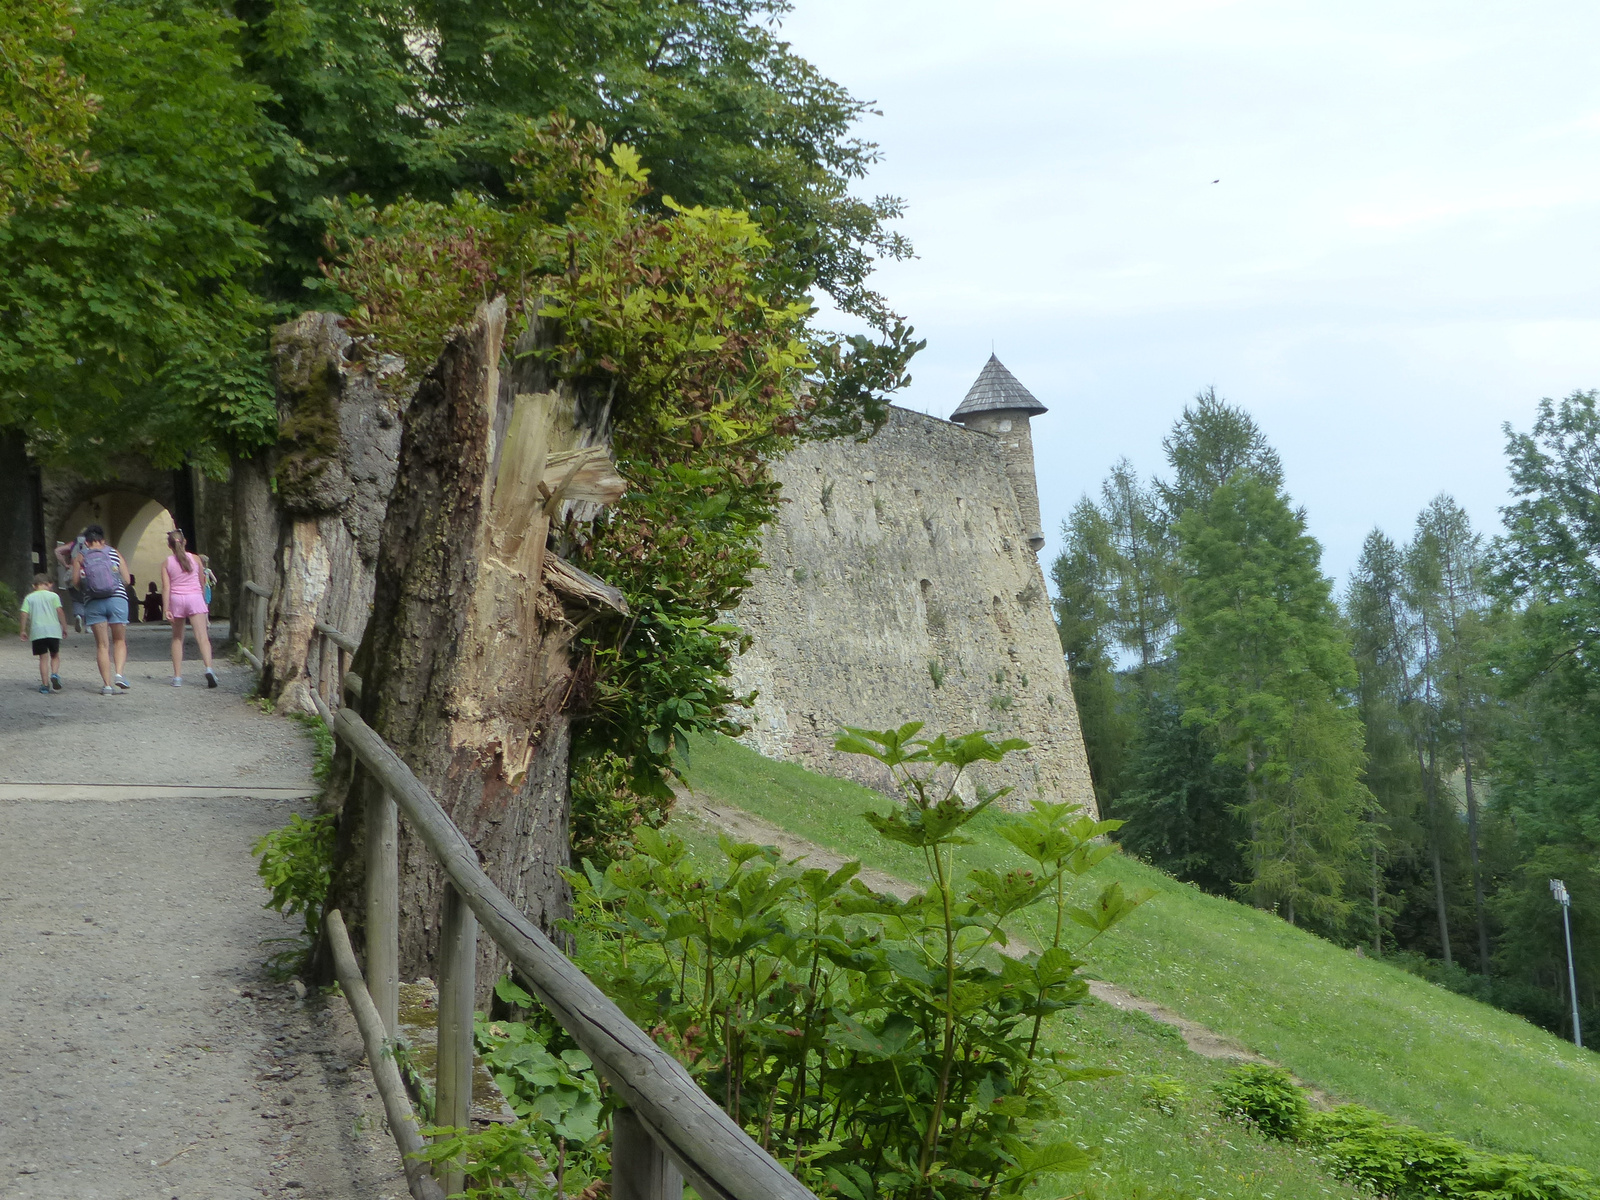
[314,621,361,654]
[334,706,814,1200]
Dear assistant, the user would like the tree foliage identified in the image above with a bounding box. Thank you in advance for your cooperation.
[0,0,98,217]
[4,0,913,470]
[1174,472,1367,927]
[237,0,911,323]
[1484,391,1600,1029]
[1052,393,1363,928]
[319,125,915,822]
[0,0,276,468]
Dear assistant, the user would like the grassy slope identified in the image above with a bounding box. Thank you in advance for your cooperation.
[677,734,1600,1175]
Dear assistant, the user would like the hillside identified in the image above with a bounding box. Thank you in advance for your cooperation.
[675,733,1600,1177]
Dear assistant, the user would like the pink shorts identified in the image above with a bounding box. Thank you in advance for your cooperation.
[168,594,209,620]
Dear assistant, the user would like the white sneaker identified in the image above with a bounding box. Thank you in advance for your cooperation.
[114,674,131,691]
[100,685,116,696]
[172,676,183,687]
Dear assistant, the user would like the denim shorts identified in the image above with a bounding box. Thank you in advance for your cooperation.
[83,592,129,627]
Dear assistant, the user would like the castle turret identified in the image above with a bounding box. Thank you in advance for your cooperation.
[949,355,1048,552]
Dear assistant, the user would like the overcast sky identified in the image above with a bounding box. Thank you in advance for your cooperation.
[778,0,1600,586]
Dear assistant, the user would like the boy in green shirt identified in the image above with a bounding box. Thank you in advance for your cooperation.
[19,574,68,693]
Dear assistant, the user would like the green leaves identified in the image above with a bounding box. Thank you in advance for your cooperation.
[0,0,277,466]
[559,721,1138,1197]
[1174,468,1370,926]
[476,1007,603,1144]
[1068,882,1155,937]
[1217,1064,1600,1200]
[251,812,334,937]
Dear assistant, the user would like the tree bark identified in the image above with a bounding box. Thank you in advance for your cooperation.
[258,312,410,712]
[1461,748,1491,973]
[322,298,624,1007]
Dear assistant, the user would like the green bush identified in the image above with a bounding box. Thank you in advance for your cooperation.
[562,722,1150,1199]
[1308,1106,1599,1200]
[1213,1063,1600,1200]
[252,812,335,974]
[1211,1063,1310,1140]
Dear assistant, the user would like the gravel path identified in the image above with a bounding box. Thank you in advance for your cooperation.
[0,625,408,1199]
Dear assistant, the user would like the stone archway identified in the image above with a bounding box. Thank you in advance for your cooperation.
[53,492,178,621]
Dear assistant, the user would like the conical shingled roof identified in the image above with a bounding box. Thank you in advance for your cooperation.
[949,354,1047,422]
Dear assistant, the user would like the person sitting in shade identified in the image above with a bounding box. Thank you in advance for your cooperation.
[142,581,163,623]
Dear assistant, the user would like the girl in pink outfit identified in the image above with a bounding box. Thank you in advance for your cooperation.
[163,530,217,688]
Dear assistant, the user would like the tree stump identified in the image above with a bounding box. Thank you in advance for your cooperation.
[323,298,625,1001]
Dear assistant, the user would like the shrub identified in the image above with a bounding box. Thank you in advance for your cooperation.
[1212,1063,1600,1200]
[1307,1106,1600,1200]
[561,722,1151,1199]
[1212,1064,1310,1140]
[252,812,335,974]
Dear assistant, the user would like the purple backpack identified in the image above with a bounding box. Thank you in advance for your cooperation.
[80,547,121,599]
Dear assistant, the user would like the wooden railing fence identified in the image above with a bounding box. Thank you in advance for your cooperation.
[238,582,813,1200]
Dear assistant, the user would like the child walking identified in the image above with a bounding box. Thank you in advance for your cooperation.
[19,575,67,693]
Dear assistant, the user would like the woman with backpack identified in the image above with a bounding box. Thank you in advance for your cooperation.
[161,530,217,688]
[71,524,132,695]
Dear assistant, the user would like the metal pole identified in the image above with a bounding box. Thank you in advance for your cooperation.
[1552,879,1583,1049]
[1562,901,1582,1049]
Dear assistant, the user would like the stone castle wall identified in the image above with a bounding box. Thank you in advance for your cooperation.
[728,406,1096,815]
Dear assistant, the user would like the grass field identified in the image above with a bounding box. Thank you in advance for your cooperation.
[675,733,1600,1176]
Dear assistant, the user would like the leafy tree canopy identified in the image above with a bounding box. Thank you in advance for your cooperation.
[0,0,276,471]
[0,0,97,216]
[2,0,913,467]
[239,0,911,323]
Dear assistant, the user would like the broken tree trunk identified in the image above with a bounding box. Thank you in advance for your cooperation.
[257,312,410,712]
[322,298,625,1004]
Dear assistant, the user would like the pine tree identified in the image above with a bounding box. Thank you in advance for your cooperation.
[1098,460,1175,690]
[1345,531,1430,955]
[1174,472,1368,927]
[1052,498,1133,807]
[1159,387,1283,517]
[1412,497,1495,971]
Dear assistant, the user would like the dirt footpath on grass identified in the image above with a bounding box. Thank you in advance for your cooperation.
[0,625,409,1199]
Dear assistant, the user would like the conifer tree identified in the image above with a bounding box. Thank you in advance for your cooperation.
[1099,459,1176,690]
[1052,497,1132,807]
[1174,472,1368,927]
[1411,497,1494,971]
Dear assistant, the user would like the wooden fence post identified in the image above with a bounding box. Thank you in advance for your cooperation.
[365,788,400,1038]
[612,1109,684,1200]
[437,882,478,1194]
